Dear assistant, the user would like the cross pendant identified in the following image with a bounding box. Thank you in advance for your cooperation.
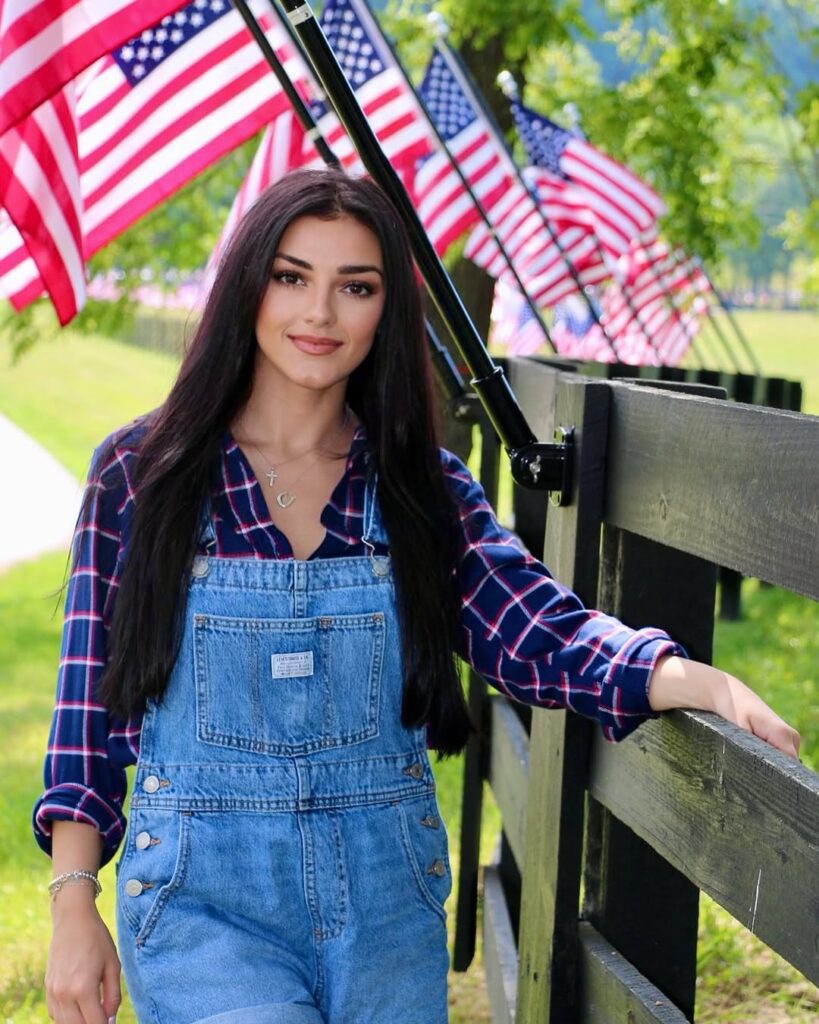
[266,468,278,486]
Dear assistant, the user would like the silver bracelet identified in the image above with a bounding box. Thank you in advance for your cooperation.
[48,870,102,900]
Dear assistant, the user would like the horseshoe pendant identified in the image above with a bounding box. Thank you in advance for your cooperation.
[276,491,296,509]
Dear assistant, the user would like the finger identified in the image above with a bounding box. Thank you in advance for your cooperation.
[101,955,122,1019]
[76,990,109,1024]
[750,715,801,759]
[52,999,89,1024]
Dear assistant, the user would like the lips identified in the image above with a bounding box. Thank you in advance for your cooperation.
[288,334,343,355]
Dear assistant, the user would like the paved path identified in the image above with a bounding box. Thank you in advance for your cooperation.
[0,414,83,573]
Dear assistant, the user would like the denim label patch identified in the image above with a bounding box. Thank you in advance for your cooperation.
[270,651,314,679]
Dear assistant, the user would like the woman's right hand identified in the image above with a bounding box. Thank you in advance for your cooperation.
[46,887,121,1024]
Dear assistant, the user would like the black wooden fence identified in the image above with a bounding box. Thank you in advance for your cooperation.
[453,360,819,1023]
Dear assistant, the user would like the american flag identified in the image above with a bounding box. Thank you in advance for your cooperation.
[442,52,608,310]
[511,100,665,258]
[524,166,600,238]
[411,48,508,256]
[0,81,83,319]
[0,0,180,134]
[0,0,303,324]
[603,234,698,344]
[299,0,433,174]
[464,179,610,308]
[550,293,612,361]
[488,278,550,356]
[597,235,704,365]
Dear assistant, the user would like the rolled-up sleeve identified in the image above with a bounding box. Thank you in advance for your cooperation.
[33,443,130,865]
[444,450,687,741]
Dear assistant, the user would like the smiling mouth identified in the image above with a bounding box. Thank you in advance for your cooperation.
[288,334,343,355]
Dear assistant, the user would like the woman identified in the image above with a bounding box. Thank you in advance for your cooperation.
[36,169,799,1024]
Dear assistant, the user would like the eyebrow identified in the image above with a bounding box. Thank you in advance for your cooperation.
[275,252,384,278]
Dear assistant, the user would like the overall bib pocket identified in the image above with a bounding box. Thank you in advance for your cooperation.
[193,612,385,755]
[117,807,192,948]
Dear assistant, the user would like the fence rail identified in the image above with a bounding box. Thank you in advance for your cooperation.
[454,360,819,1023]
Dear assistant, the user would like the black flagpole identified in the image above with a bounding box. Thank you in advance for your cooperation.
[230,0,472,409]
[265,0,572,497]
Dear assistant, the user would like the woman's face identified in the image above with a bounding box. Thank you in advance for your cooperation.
[254,214,386,397]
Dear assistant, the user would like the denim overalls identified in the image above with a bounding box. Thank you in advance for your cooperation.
[116,484,451,1023]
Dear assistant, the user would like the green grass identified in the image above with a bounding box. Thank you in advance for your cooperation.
[1,309,816,1021]
[731,310,819,416]
[0,327,178,479]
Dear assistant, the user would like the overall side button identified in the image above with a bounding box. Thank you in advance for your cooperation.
[141,775,171,794]
[135,831,152,850]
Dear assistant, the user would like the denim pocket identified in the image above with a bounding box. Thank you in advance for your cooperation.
[395,799,452,924]
[117,808,192,948]
[193,613,384,756]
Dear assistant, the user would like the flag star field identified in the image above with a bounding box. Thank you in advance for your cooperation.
[113,0,229,83]
[513,104,571,177]
[419,50,476,141]
[322,6,384,85]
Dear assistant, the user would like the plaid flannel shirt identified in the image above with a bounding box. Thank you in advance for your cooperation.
[34,419,684,864]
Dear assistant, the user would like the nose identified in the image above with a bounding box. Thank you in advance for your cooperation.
[304,286,335,326]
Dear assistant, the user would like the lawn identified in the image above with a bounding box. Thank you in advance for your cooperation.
[727,310,819,416]
[0,309,816,1022]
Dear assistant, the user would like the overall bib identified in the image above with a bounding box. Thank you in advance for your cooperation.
[116,486,451,1024]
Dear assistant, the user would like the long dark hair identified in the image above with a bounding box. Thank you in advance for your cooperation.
[97,169,472,754]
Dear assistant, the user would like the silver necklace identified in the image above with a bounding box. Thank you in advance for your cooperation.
[250,408,350,509]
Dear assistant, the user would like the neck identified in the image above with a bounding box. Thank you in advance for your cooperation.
[233,378,352,459]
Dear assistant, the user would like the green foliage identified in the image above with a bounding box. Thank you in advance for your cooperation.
[523,1,790,263]
[777,82,819,296]
[439,0,587,61]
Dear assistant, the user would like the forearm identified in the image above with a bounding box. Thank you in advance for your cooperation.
[50,820,103,917]
[51,820,103,874]
[647,655,728,712]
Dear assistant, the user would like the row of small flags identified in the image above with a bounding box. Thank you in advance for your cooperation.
[0,0,713,365]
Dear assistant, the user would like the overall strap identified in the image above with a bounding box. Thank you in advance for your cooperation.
[362,472,390,575]
[197,501,217,551]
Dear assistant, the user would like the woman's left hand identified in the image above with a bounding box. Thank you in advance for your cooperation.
[647,655,801,760]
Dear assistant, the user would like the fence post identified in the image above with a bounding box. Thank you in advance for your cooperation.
[515,375,610,1021]
[580,389,719,1015]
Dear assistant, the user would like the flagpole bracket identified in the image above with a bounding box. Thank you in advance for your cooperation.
[509,426,574,504]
